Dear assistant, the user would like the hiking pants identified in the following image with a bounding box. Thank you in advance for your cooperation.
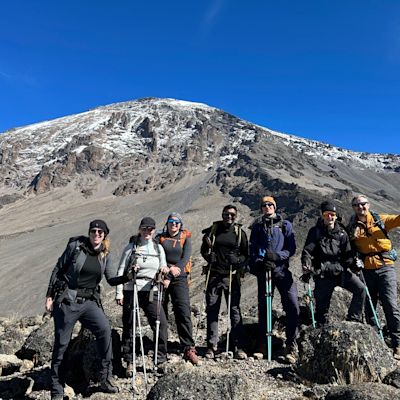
[314,270,365,326]
[121,289,168,364]
[163,276,194,349]
[256,268,299,346]
[51,299,113,396]
[363,264,400,347]
[206,272,243,349]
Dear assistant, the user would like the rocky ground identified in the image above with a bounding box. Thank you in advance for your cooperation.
[1,280,400,400]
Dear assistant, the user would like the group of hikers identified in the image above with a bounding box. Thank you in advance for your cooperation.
[45,193,400,399]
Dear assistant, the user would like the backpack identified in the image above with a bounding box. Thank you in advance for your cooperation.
[159,229,193,286]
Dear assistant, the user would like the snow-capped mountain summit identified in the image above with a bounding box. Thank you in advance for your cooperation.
[1,97,399,206]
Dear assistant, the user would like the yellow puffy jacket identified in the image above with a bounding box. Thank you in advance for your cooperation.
[348,212,400,269]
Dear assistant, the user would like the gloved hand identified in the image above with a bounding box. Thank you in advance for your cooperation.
[264,250,279,262]
[302,264,313,274]
[300,273,311,283]
[126,265,139,281]
[353,258,364,271]
[226,252,240,266]
[263,259,275,271]
[206,252,217,264]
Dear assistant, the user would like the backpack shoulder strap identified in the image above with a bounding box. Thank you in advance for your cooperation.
[209,222,219,247]
[234,224,242,247]
[370,210,389,238]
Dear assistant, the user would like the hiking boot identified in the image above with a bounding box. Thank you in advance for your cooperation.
[126,361,134,378]
[234,348,247,360]
[100,379,119,394]
[253,343,266,359]
[284,344,297,364]
[393,347,400,360]
[205,346,216,359]
[184,346,199,365]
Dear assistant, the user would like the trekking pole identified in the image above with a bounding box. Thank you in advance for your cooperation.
[194,266,211,343]
[132,273,148,393]
[260,249,273,361]
[307,281,316,328]
[358,271,384,341]
[266,268,272,361]
[301,275,316,328]
[154,280,163,372]
[225,265,233,357]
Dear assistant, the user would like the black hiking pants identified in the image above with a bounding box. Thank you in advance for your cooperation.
[314,269,366,326]
[121,289,168,364]
[206,271,243,350]
[51,299,113,396]
[163,276,195,349]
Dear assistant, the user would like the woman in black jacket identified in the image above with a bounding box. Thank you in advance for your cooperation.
[45,219,120,400]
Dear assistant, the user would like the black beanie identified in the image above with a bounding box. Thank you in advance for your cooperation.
[320,201,336,213]
[139,217,156,228]
[89,219,110,236]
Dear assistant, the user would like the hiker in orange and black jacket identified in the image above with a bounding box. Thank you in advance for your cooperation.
[156,212,198,365]
[347,194,400,359]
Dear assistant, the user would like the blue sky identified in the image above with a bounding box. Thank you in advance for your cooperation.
[1,1,399,154]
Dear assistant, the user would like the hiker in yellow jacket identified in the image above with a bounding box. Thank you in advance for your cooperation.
[347,194,400,359]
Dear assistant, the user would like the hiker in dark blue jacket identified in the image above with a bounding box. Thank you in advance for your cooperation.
[249,196,299,363]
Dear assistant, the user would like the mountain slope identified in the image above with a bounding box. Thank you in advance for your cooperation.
[0,97,399,316]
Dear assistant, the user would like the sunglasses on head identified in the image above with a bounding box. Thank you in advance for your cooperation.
[223,212,236,218]
[352,202,368,207]
[262,202,274,207]
[167,219,181,224]
[90,229,104,235]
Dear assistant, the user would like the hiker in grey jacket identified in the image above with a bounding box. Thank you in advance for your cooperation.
[115,217,169,376]
[45,220,119,400]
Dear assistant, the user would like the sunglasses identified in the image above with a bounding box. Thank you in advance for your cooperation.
[167,219,181,224]
[352,202,368,207]
[140,226,155,231]
[262,202,275,207]
[222,212,237,218]
[322,211,337,218]
[90,229,104,235]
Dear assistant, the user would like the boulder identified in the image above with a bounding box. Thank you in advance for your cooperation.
[0,376,34,399]
[296,321,396,384]
[0,354,23,376]
[325,382,400,399]
[383,367,400,389]
[147,368,250,400]
[16,318,54,365]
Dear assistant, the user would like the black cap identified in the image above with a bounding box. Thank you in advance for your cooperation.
[89,219,110,236]
[320,201,336,213]
[139,217,156,228]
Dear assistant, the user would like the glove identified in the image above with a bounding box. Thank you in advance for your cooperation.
[264,250,279,262]
[353,258,364,271]
[263,260,275,271]
[226,252,240,266]
[206,252,217,264]
[302,264,313,274]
